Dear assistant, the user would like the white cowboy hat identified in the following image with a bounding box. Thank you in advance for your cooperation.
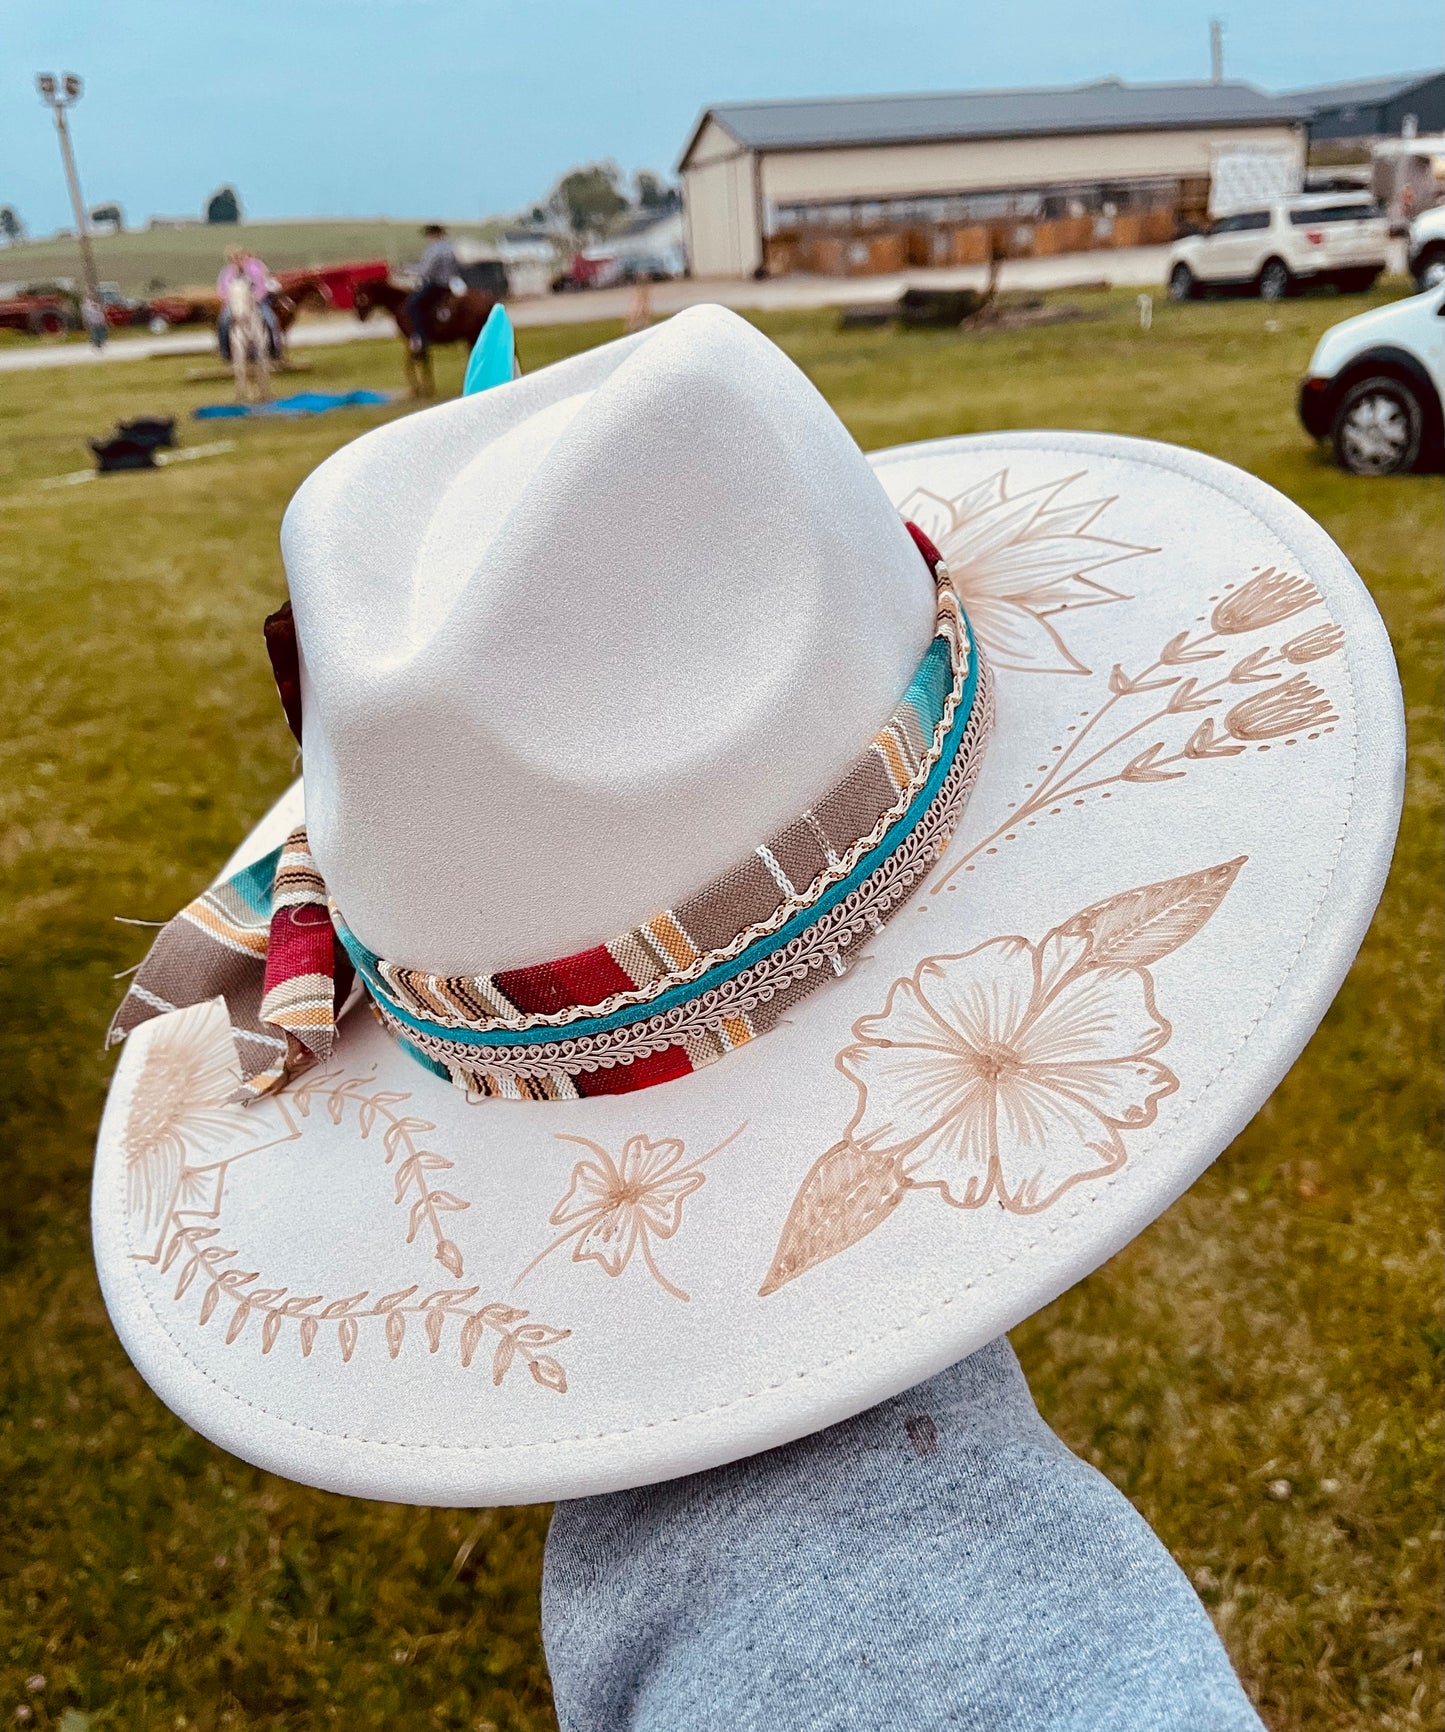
[93,305,1403,1505]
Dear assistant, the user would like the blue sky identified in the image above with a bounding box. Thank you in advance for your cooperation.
[3,0,1439,233]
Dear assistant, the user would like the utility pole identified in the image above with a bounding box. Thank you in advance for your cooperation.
[36,73,102,312]
[1209,19,1224,85]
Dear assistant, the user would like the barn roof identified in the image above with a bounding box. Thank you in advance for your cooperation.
[679,78,1306,167]
[1283,70,1441,112]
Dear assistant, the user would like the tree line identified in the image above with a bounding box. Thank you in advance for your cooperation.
[0,164,678,250]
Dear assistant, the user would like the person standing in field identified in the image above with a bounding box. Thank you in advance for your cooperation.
[79,291,108,348]
[217,246,280,361]
[405,223,461,357]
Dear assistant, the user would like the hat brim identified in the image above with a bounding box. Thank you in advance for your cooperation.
[93,431,1403,1505]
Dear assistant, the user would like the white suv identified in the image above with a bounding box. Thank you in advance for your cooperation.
[1298,283,1445,475]
[1168,194,1389,302]
[1408,205,1445,290]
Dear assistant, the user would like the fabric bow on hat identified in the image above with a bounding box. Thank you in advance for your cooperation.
[108,825,352,1101]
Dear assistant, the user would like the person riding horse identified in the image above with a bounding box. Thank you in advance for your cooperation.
[217,247,282,361]
[405,224,462,358]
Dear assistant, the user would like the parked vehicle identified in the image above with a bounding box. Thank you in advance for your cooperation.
[143,290,219,329]
[0,289,74,336]
[97,284,147,328]
[1372,133,1445,230]
[1408,206,1445,290]
[1297,283,1445,475]
[616,255,676,285]
[456,258,508,298]
[550,253,617,292]
[1168,195,1388,302]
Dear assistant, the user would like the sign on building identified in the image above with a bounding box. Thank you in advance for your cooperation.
[1209,147,1302,215]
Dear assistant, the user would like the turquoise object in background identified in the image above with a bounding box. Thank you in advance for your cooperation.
[193,390,396,420]
[462,304,519,397]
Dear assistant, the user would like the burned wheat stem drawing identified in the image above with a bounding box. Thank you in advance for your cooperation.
[935,568,1342,890]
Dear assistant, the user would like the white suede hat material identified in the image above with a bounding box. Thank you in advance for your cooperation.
[93,306,1404,1505]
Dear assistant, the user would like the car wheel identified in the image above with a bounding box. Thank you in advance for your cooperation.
[1331,376,1423,476]
[1258,259,1291,301]
[1418,250,1445,291]
[1168,263,1195,302]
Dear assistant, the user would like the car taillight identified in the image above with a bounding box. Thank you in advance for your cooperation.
[1305,230,1324,245]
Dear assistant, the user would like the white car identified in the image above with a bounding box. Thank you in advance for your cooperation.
[1168,194,1389,302]
[1408,205,1445,290]
[1298,283,1445,474]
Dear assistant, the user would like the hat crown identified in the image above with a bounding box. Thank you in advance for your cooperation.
[280,306,935,973]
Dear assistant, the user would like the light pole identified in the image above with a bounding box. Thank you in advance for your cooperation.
[1209,20,1224,85]
[36,73,103,319]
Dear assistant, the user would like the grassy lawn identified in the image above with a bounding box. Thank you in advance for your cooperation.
[1,287,1439,1732]
[0,218,503,299]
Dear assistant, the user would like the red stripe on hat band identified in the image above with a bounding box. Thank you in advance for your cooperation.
[905,520,944,570]
[262,900,333,1000]
[496,944,638,1016]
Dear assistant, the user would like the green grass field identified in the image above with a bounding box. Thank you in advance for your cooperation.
[0,217,504,299]
[1,288,1440,1732]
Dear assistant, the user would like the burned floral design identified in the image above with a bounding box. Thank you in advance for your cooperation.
[898,471,1150,675]
[762,860,1247,1294]
[518,1127,745,1301]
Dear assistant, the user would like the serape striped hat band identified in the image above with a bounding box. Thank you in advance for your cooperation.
[109,523,994,1104]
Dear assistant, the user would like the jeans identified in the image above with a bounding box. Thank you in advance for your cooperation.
[543,1339,1263,1732]
[405,285,446,352]
[217,302,281,363]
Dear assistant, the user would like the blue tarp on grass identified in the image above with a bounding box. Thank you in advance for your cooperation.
[194,390,396,420]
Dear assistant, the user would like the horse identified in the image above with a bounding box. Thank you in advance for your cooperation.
[351,276,500,397]
[268,274,331,363]
[214,274,327,369]
[225,272,271,403]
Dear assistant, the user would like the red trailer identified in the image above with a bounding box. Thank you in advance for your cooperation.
[0,290,74,336]
[550,252,617,292]
[145,291,218,329]
[277,258,389,312]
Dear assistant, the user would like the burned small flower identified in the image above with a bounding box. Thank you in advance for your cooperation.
[1281,623,1346,665]
[1225,673,1338,741]
[1211,568,1322,635]
[517,1127,744,1301]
